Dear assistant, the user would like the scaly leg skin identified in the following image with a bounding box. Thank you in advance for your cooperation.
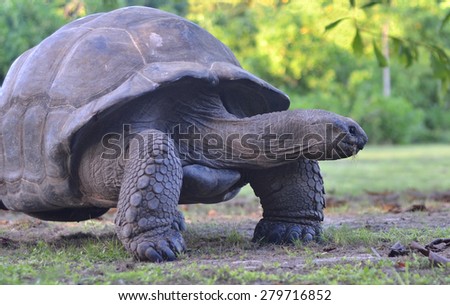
[248,159,325,244]
[115,130,186,262]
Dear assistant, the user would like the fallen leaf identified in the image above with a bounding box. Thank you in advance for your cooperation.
[395,261,406,271]
[388,241,409,257]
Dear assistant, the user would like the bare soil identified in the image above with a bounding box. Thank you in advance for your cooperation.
[1,191,449,284]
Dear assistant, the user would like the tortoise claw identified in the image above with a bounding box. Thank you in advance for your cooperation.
[144,247,164,263]
[252,219,322,245]
[157,240,177,261]
[134,230,185,262]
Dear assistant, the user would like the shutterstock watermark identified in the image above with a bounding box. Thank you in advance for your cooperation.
[100,123,355,161]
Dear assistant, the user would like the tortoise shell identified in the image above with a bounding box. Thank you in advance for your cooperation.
[0,6,289,211]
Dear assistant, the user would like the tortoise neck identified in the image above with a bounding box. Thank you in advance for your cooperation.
[213,110,315,168]
[171,91,328,169]
[182,109,319,169]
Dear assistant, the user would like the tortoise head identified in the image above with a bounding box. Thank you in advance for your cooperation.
[292,109,368,160]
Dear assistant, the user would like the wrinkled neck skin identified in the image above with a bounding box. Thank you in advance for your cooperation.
[172,92,359,169]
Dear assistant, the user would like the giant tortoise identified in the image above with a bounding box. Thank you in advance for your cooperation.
[0,6,367,262]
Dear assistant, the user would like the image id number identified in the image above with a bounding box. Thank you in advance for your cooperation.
[259,289,331,301]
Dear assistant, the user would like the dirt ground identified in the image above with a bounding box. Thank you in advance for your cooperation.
[1,191,449,273]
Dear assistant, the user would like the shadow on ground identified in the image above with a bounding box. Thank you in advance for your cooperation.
[1,190,449,284]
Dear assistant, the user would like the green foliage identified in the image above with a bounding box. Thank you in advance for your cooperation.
[0,1,64,82]
[188,0,449,144]
[352,28,364,56]
[82,0,125,14]
[0,0,129,82]
[326,0,450,88]
[372,39,388,67]
[0,0,449,144]
[324,17,351,32]
[356,96,425,144]
[440,11,450,32]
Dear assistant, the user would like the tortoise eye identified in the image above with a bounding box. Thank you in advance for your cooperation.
[349,125,357,135]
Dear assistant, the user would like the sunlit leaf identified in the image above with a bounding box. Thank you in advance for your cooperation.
[392,39,415,68]
[411,45,419,61]
[439,11,450,33]
[434,47,450,67]
[440,79,449,97]
[391,37,403,56]
[426,46,450,81]
[324,17,351,32]
[431,49,450,95]
[352,28,364,55]
[361,0,382,9]
[403,46,413,67]
[372,40,388,67]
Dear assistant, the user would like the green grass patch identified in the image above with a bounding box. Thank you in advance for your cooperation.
[320,144,450,195]
[291,260,450,285]
[324,225,450,247]
[0,235,129,284]
[1,220,449,284]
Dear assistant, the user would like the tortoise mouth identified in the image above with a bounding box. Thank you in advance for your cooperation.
[339,135,367,157]
[341,140,361,157]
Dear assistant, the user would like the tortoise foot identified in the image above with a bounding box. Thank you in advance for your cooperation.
[132,229,186,262]
[252,219,322,244]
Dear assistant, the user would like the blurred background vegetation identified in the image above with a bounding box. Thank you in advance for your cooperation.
[1,0,449,144]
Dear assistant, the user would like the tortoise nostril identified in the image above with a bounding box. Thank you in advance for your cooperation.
[349,125,357,135]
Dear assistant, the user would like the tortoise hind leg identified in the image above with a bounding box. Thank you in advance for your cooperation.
[248,159,325,244]
[115,129,186,262]
[24,207,109,221]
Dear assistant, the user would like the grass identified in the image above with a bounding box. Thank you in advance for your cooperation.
[320,144,450,195]
[323,226,450,247]
[1,144,449,284]
[1,222,449,284]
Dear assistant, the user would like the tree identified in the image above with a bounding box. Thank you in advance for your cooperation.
[0,0,65,83]
[1,0,448,143]
[325,0,450,94]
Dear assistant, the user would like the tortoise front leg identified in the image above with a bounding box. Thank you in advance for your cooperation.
[248,159,325,244]
[115,130,186,262]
